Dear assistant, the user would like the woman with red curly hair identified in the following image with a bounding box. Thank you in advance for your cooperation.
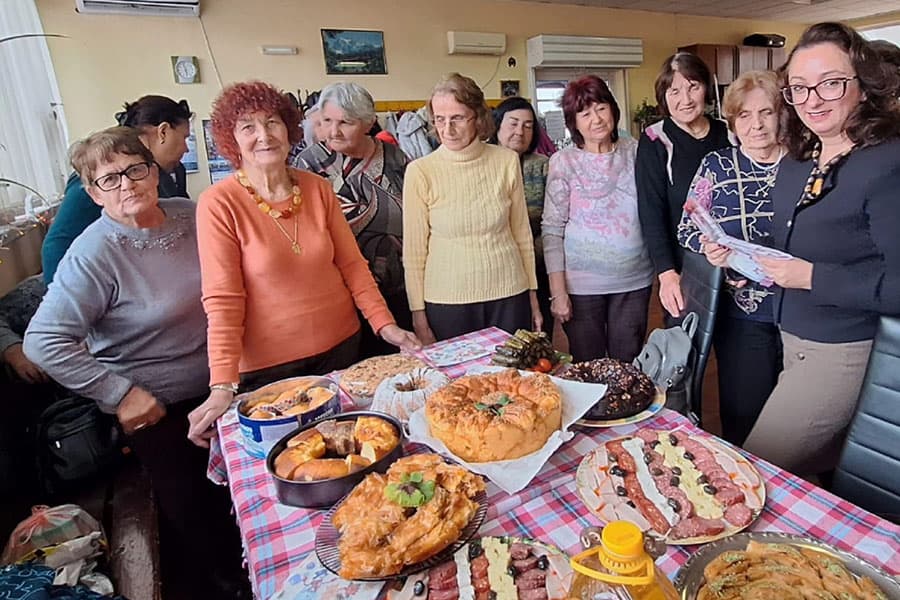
[542,75,653,363]
[187,81,419,446]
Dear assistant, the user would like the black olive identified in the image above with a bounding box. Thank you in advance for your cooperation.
[704,484,718,495]
[650,467,663,477]
[537,555,549,570]
[668,433,679,446]
[649,439,660,449]
[643,453,654,465]
[507,565,518,577]
[413,580,426,596]
[616,485,628,497]
[610,465,626,477]
[697,474,709,484]
[626,501,636,508]
[489,593,498,600]
[609,452,619,462]
[669,476,680,487]
[468,542,483,559]
[683,451,695,461]
[667,498,681,512]
[671,466,682,476]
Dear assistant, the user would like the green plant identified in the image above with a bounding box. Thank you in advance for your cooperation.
[633,99,662,132]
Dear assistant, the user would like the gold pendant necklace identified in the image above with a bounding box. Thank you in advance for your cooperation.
[270,213,302,255]
[236,170,303,254]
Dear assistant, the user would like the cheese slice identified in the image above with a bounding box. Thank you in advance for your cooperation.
[483,538,516,599]
[656,434,723,519]
[455,546,475,600]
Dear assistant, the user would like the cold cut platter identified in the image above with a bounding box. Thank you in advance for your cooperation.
[575,429,765,544]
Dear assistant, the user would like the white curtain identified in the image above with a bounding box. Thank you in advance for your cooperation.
[0,0,69,224]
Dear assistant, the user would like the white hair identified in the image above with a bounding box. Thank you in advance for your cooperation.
[302,105,320,147]
[317,82,376,125]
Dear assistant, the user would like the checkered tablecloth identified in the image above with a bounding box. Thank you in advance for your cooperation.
[208,327,900,599]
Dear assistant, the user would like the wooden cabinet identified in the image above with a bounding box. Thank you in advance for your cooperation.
[680,43,787,84]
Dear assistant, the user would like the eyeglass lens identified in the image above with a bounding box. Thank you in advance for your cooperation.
[95,162,151,191]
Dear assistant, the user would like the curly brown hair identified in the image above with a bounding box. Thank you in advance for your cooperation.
[779,22,900,160]
[428,73,495,141]
[209,81,302,168]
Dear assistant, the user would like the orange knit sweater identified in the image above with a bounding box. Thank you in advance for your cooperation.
[197,169,394,384]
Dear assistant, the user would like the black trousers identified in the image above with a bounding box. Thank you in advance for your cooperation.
[358,290,413,359]
[563,287,652,363]
[712,315,783,446]
[239,330,362,393]
[126,398,245,592]
[426,291,531,341]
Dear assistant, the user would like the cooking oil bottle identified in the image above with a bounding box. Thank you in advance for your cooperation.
[568,521,679,600]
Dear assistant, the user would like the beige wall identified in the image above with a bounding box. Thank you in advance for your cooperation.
[36,0,807,198]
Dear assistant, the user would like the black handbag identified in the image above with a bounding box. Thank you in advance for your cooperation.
[35,396,122,495]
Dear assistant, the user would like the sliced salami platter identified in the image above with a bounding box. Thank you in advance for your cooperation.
[384,536,575,600]
[575,429,765,544]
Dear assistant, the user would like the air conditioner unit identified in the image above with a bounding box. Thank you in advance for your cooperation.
[75,0,200,17]
[447,31,506,56]
[527,35,643,68]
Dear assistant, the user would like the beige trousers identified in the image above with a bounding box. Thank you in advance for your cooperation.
[743,330,873,477]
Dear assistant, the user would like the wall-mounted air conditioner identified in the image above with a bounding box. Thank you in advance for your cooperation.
[527,35,643,68]
[75,0,200,17]
[447,31,507,56]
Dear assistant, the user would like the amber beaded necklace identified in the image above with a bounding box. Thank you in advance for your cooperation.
[236,170,303,254]
[798,143,855,208]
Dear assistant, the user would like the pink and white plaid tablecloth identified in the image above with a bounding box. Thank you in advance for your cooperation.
[208,327,900,599]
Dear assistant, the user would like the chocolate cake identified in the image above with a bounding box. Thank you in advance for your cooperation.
[561,358,655,420]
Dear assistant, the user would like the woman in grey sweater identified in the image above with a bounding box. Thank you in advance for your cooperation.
[24,127,248,598]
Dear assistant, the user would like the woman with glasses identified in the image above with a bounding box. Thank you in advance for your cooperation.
[636,53,731,323]
[24,126,249,597]
[738,22,900,477]
[542,76,652,363]
[403,73,540,343]
[677,71,785,446]
[41,95,192,284]
[292,82,411,357]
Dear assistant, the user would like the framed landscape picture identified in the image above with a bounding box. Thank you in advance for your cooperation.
[321,29,387,75]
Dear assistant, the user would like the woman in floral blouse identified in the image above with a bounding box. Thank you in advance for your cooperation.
[677,70,785,446]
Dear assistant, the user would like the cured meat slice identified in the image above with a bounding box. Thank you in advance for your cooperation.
[715,486,746,506]
[509,542,532,560]
[512,555,540,571]
[429,560,458,586]
[519,588,550,600]
[428,589,460,600]
[516,568,548,588]
[669,516,726,539]
[724,503,755,527]
[637,429,660,444]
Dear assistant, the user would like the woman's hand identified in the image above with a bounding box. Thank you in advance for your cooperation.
[380,324,423,352]
[187,389,234,448]
[117,386,167,435]
[700,235,732,268]
[411,311,437,346]
[529,291,543,332]
[658,269,685,318]
[758,256,813,290]
[550,294,572,323]
[2,344,48,384]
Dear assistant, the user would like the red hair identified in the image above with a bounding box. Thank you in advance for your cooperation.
[209,81,302,168]
[561,75,621,148]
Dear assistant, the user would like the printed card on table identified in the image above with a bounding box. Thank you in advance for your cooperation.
[423,340,492,367]
[270,552,382,600]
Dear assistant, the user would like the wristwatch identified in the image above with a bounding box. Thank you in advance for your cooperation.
[210,382,239,394]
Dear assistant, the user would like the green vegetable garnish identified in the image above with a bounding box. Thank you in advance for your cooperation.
[474,394,513,416]
[384,472,436,508]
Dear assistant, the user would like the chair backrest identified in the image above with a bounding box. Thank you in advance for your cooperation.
[678,250,724,419]
[832,316,900,522]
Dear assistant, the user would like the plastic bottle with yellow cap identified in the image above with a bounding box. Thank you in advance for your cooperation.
[567,521,679,600]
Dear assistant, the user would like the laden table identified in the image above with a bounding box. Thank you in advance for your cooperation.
[208,327,900,598]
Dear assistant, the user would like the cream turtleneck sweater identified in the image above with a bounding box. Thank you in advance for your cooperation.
[402,140,538,311]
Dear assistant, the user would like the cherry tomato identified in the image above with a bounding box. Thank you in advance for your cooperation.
[535,358,553,373]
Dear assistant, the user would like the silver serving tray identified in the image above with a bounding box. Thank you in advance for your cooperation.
[674,531,900,600]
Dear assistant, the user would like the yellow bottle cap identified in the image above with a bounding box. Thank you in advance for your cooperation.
[601,521,645,559]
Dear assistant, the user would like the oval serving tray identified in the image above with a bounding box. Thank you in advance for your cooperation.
[673,531,900,600]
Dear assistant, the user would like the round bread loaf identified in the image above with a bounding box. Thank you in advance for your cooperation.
[425,369,562,462]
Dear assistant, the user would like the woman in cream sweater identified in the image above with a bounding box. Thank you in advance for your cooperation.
[403,73,540,343]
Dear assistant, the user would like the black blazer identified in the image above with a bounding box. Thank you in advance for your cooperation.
[771,139,900,343]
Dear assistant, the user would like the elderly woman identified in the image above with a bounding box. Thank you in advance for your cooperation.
[23,127,246,597]
[542,76,653,363]
[41,95,192,284]
[677,70,785,446]
[740,22,900,476]
[490,97,552,334]
[403,73,540,343]
[292,82,411,356]
[636,53,731,322]
[188,81,419,443]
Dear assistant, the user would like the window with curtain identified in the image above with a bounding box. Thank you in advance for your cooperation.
[0,0,69,229]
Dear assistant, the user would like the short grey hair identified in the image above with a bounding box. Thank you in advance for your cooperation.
[302,105,320,147]
[317,82,376,125]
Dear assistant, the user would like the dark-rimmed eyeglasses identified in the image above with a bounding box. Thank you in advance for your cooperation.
[92,161,153,191]
[781,76,858,106]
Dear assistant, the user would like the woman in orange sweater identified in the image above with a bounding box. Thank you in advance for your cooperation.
[187,81,419,447]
